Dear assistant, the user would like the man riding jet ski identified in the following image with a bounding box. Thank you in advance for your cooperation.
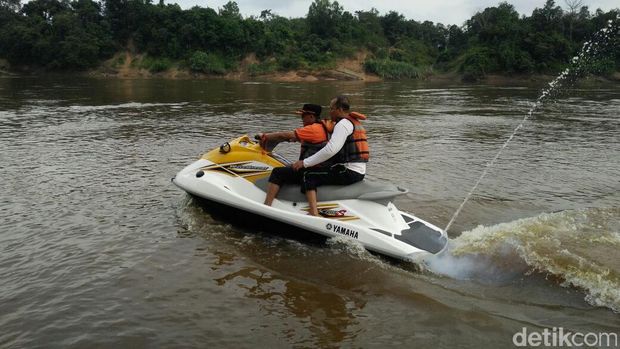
[172,104,448,261]
[259,102,335,209]
[287,96,368,217]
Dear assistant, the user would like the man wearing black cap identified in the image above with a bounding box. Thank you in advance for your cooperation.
[261,103,334,207]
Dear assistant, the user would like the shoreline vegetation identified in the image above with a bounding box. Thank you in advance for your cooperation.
[0,0,618,83]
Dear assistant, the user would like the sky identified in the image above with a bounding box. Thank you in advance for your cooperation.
[168,0,619,25]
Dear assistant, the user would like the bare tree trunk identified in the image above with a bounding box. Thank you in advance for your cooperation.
[564,0,584,43]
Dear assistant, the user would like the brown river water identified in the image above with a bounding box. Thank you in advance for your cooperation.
[0,76,619,348]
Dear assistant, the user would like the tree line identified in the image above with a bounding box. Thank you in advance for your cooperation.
[0,0,618,80]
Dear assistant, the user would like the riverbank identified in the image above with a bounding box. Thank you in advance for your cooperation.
[2,54,619,84]
[88,51,382,82]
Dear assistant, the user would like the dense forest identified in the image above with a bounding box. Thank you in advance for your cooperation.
[0,0,618,81]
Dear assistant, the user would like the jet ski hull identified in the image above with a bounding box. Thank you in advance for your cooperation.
[173,156,448,261]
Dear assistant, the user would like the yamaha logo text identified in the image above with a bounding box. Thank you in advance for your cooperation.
[326,223,359,239]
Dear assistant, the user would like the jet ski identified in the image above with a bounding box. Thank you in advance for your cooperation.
[172,135,448,261]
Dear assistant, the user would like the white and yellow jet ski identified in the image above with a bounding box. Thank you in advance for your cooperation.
[172,135,448,260]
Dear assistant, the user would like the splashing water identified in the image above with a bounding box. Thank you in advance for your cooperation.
[422,208,620,312]
[444,17,620,233]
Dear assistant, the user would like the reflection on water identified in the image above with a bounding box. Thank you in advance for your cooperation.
[214,264,362,347]
[0,76,619,348]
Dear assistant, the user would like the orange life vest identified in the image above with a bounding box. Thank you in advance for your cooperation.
[298,119,334,163]
[333,112,369,163]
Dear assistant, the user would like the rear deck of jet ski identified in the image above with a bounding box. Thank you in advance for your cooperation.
[254,177,408,205]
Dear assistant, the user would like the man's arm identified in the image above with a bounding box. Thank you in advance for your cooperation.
[263,131,296,143]
[258,131,296,150]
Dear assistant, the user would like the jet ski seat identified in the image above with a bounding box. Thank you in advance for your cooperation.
[254,178,408,204]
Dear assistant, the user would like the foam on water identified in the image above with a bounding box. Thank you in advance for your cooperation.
[423,208,620,312]
[68,102,189,111]
[326,235,375,260]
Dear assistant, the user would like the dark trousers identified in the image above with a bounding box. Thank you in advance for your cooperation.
[268,164,364,193]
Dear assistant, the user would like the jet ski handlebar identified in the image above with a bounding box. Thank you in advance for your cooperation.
[254,134,278,152]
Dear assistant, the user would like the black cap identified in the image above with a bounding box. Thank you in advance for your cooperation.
[295,103,322,117]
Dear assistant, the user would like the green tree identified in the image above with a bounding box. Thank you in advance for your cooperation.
[307,0,343,38]
[353,9,384,44]
[380,11,406,45]
[0,0,20,12]
[0,0,21,39]
[219,1,240,19]
[529,0,564,32]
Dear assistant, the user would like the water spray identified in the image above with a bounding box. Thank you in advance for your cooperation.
[444,17,620,233]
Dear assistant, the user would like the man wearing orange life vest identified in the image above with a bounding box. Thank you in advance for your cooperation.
[261,103,334,206]
[292,95,369,216]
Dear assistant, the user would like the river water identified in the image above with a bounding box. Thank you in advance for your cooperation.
[1,76,619,348]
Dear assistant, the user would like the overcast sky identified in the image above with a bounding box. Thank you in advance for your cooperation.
[167,0,619,25]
